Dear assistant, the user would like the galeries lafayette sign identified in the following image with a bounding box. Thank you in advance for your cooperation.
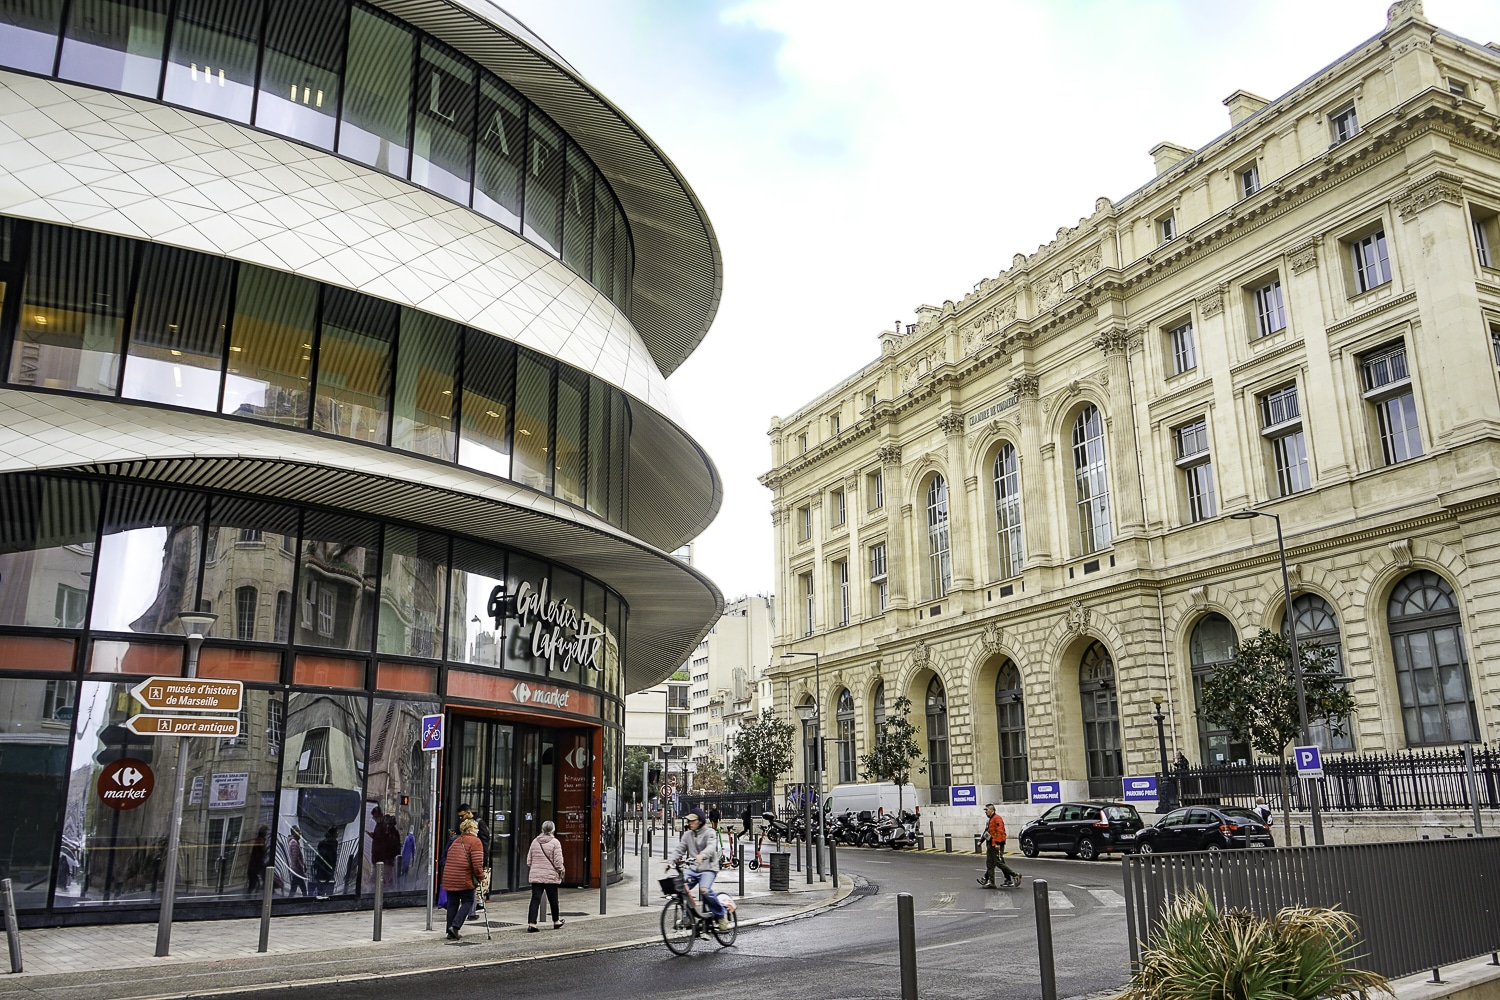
[487,578,604,675]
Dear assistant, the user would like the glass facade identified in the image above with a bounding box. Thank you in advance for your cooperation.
[0,0,632,313]
[0,217,633,528]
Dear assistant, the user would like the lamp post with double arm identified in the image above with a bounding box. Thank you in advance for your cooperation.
[1151,693,1176,812]
[781,651,825,881]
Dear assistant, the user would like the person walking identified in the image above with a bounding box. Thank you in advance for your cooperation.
[246,825,268,895]
[977,804,1020,889]
[286,827,308,897]
[314,827,339,898]
[524,820,566,932]
[1253,797,1273,826]
[442,818,485,939]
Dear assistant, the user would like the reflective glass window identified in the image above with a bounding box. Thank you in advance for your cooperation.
[585,378,607,517]
[512,350,552,493]
[338,5,412,177]
[523,115,563,254]
[295,512,378,651]
[562,142,594,274]
[364,697,438,894]
[161,0,261,122]
[457,329,512,479]
[59,0,169,97]
[121,244,234,411]
[604,591,622,700]
[582,578,605,690]
[9,224,133,396]
[473,74,525,230]
[554,368,585,506]
[90,486,206,634]
[255,0,344,150]
[278,692,368,898]
[447,539,504,667]
[503,552,546,674]
[314,288,394,445]
[222,265,315,425]
[612,203,630,311]
[202,497,297,643]
[591,175,613,293]
[378,526,445,659]
[544,566,583,679]
[0,476,99,629]
[608,389,627,526]
[0,0,64,74]
[391,308,456,461]
[0,678,71,908]
[411,40,474,204]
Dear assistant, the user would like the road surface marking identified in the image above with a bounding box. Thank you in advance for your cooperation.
[927,892,956,910]
[1047,891,1074,909]
[985,891,1017,909]
[1088,889,1126,907]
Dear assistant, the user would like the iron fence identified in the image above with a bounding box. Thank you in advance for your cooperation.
[1165,743,1499,813]
[681,792,773,822]
[1122,838,1500,980]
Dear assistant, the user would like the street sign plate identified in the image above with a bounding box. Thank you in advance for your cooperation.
[949,784,977,807]
[421,714,443,751]
[1029,781,1061,805]
[1294,745,1324,777]
[1123,776,1159,802]
[126,714,241,738]
[96,758,154,810]
[130,676,243,713]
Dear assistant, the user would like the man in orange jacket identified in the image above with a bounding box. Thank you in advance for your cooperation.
[978,804,1021,888]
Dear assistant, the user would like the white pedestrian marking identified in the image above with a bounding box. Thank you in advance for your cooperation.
[927,892,956,910]
[985,891,1017,909]
[1088,889,1126,907]
[1047,891,1074,909]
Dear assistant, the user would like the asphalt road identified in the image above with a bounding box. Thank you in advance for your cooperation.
[225,848,1132,1000]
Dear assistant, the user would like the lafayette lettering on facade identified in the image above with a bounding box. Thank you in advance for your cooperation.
[967,393,1020,427]
[488,578,604,674]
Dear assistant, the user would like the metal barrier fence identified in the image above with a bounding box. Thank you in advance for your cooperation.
[680,792,772,821]
[1122,838,1500,980]
[1169,742,1499,813]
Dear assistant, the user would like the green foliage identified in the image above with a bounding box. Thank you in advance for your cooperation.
[692,755,729,793]
[730,709,796,792]
[623,745,655,803]
[1200,629,1355,759]
[1117,889,1391,1000]
[859,695,926,810]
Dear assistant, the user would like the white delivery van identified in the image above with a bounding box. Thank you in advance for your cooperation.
[825,782,920,818]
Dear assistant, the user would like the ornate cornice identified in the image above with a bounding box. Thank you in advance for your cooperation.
[936,412,965,435]
[1094,329,1130,357]
[1394,169,1464,219]
[1287,238,1319,275]
[1198,283,1227,318]
[1008,373,1040,399]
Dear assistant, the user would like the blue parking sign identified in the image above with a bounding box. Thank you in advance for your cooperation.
[422,714,444,751]
[1029,781,1061,805]
[950,784,977,807]
[1123,776,1158,802]
[1294,745,1323,777]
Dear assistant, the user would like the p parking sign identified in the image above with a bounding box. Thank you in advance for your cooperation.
[1294,745,1323,777]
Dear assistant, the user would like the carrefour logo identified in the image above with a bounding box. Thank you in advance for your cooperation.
[512,681,572,710]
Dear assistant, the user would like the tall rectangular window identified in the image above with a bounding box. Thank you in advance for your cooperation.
[457,330,513,480]
[1239,163,1260,198]
[203,497,297,643]
[0,0,65,75]
[1159,214,1177,243]
[831,488,845,527]
[0,476,100,629]
[524,115,564,255]
[800,572,814,637]
[870,543,888,613]
[91,486,205,635]
[1168,321,1196,375]
[222,265,316,426]
[1175,419,1216,522]
[313,288,395,445]
[868,469,883,510]
[390,308,457,461]
[554,368,586,507]
[1475,216,1493,269]
[59,0,170,98]
[474,74,526,230]
[798,505,811,541]
[1252,279,1286,338]
[255,0,344,150]
[835,559,849,627]
[563,142,595,274]
[234,585,258,641]
[512,349,553,493]
[411,40,476,204]
[1260,384,1310,496]
[338,6,414,177]
[1331,104,1359,144]
[1351,229,1391,293]
[161,0,263,123]
[586,379,609,517]
[1362,343,1422,465]
[121,243,235,411]
[378,527,446,659]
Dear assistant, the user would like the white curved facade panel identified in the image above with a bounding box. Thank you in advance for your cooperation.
[0,70,679,423]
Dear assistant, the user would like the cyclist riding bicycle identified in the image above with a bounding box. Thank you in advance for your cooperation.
[667,808,729,931]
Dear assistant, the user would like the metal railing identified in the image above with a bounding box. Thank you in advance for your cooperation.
[1122,838,1500,980]
[1166,743,1499,813]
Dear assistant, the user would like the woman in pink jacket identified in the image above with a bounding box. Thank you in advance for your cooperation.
[525,820,565,932]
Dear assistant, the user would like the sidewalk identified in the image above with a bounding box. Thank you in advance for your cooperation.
[0,851,851,1000]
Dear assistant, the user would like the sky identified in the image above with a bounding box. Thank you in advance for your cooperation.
[501,0,1500,602]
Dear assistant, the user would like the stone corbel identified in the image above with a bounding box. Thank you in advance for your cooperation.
[1287,238,1319,275]
[1188,586,1207,605]
[1389,538,1413,568]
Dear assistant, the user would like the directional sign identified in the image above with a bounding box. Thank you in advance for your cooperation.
[130,676,242,713]
[1294,745,1324,778]
[97,758,155,810]
[126,714,241,738]
[1029,781,1062,805]
[949,784,978,807]
[421,714,443,751]
[1123,776,1159,803]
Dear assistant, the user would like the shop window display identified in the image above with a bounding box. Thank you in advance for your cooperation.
[277,692,367,898]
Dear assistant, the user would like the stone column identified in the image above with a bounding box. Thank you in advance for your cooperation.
[1011,373,1052,566]
[937,411,972,598]
[1282,237,1354,481]
[1095,329,1145,537]
[879,444,908,611]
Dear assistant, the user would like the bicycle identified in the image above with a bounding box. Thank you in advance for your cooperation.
[659,862,737,955]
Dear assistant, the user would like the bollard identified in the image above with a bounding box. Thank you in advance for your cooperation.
[600,854,607,915]
[917,830,925,850]
[257,867,273,953]
[1034,879,1057,1000]
[929,821,935,851]
[639,828,651,907]
[945,832,953,853]
[1,878,21,973]
[373,862,384,941]
[1299,825,1307,846]
[738,843,745,897]
[1431,969,1444,985]
[897,892,918,1000]
[1462,743,1485,836]
[830,839,839,886]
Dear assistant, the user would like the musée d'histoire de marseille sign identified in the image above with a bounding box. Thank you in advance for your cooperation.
[487,577,604,675]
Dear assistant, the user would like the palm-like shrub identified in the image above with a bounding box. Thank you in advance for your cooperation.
[1118,889,1392,1000]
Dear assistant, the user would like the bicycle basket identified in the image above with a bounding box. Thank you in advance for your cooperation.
[658,874,684,897]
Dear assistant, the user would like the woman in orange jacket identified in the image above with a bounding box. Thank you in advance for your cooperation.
[441,818,486,938]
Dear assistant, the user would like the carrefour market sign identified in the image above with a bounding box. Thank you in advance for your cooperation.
[487,578,604,674]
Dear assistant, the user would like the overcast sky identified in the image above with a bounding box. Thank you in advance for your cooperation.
[502,0,1500,602]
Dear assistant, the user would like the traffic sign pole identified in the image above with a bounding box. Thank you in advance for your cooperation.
[421,714,442,932]
[156,613,216,957]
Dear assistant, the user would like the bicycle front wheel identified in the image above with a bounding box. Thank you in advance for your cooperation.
[711,907,738,947]
[660,897,696,955]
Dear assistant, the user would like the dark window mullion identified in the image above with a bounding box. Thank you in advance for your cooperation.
[305,285,325,431]
[331,0,354,149]
[155,0,181,101]
[249,0,271,123]
[449,324,466,461]
[466,72,479,210]
[214,261,241,414]
[403,22,419,179]
[383,310,400,446]
[546,360,557,496]
[51,0,73,78]
[113,242,148,398]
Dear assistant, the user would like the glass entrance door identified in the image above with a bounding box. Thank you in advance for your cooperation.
[452,719,515,892]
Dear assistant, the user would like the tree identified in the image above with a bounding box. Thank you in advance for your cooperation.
[859,694,927,814]
[730,708,796,796]
[693,755,729,793]
[1199,628,1355,845]
[623,745,657,806]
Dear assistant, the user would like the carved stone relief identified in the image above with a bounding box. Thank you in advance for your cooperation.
[877,444,903,466]
[980,622,1004,653]
[936,412,965,436]
[1008,373,1040,399]
[1395,171,1464,219]
[1064,600,1092,638]
[1288,239,1319,275]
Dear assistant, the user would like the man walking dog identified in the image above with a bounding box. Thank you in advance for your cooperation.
[978,803,1021,889]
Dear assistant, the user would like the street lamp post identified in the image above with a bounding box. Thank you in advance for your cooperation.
[1231,509,1325,845]
[1151,693,1175,813]
[781,651,825,881]
[156,611,217,957]
[658,742,674,855]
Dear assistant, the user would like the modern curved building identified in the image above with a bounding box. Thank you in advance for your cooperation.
[0,0,722,923]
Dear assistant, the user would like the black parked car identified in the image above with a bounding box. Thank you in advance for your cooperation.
[1134,806,1274,854]
[1018,802,1143,861]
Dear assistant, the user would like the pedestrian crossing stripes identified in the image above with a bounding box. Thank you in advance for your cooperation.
[1088,889,1126,908]
[858,886,1123,914]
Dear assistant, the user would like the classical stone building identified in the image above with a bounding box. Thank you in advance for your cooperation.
[762,1,1500,816]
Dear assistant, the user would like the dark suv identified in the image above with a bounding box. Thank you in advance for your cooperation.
[1018,802,1143,860]
[1134,806,1274,853]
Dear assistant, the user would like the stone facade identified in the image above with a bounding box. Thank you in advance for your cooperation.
[761,2,1500,808]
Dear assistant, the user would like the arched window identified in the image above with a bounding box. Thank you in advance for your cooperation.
[926,476,952,599]
[1388,571,1477,745]
[1189,614,1247,765]
[1079,642,1122,798]
[872,681,886,731]
[835,689,856,784]
[1281,594,1354,752]
[995,660,1028,802]
[1072,405,1112,554]
[993,443,1024,579]
[925,677,950,804]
